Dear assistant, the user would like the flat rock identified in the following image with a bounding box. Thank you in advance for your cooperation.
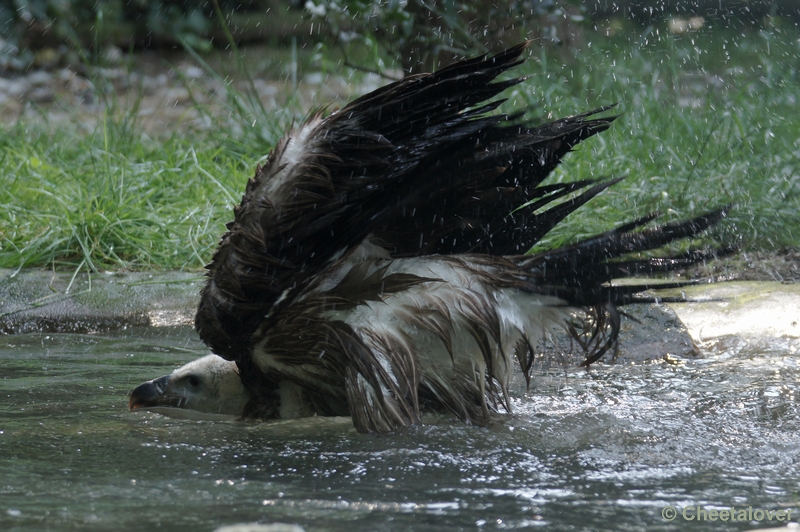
[215,524,305,532]
[666,281,800,341]
[1,270,797,366]
[0,268,201,334]
[616,302,698,361]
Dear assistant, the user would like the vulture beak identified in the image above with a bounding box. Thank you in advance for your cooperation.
[127,355,250,418]
[128,374,182,410]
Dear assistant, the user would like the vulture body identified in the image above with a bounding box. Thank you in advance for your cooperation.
[129,42,727,432]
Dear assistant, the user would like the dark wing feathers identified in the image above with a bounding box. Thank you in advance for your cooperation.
[518,205,731,295]
[374,109,619,257]
[497,206,731,370]
[196,41,625,364]
[200,44,525,358]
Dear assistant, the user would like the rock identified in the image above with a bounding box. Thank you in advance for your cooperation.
[0,269,201,334]
[141,73,169,95]
[751,523,800,532]
[6,79,31,98]
[182,65,205,79]
[28,86,55,103]
[253,79,279,97]
[70,76,94,94]
[58,68,76,81]
[667,281,800,341]
[96,67,126,80]
[615,303,698,362]
[304,72,323,85]
[27,70,53,86]
[214,524,305,532]
[102,45,125,65]
[164,87,191,104]
[688,16,705,30]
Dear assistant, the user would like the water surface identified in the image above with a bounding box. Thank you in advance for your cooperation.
[1,327,798,531]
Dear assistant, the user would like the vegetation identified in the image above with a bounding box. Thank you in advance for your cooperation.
[0,0,308,70]
[1,23,798,272]
[304,0,583,74]
[519,23,800,253]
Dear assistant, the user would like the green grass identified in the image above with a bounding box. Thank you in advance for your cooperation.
[0,114,255,272]
[1,24,799,272]
[515,24,800,253]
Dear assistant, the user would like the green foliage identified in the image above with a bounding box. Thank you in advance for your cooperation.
[1,24,798,271]
[0,114,252,271]
[0,21,306,272]
[306,0,584,75]
[517,25,800,252]
[0,0,284,70]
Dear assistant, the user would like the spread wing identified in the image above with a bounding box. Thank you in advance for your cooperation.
[192,42,730,434]
[195,42,618,363]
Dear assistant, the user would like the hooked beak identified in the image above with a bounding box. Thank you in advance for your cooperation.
[128,374,184,410]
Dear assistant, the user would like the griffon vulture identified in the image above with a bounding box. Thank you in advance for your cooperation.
[129,42,728,432]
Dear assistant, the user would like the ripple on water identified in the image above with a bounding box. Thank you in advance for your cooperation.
[1,329,798,531]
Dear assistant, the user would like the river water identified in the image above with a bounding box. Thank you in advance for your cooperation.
[1,326,798,531]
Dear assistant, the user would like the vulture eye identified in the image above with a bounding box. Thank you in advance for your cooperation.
[188,375,201,388]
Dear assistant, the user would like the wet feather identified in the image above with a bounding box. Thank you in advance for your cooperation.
[188,42,730,433]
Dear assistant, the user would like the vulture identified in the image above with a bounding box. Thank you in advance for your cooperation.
[129,42,728,432]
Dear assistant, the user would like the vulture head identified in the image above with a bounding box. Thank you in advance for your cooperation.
[128,355,250,419]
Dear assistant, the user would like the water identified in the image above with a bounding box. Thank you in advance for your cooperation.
[1,327,798,531]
